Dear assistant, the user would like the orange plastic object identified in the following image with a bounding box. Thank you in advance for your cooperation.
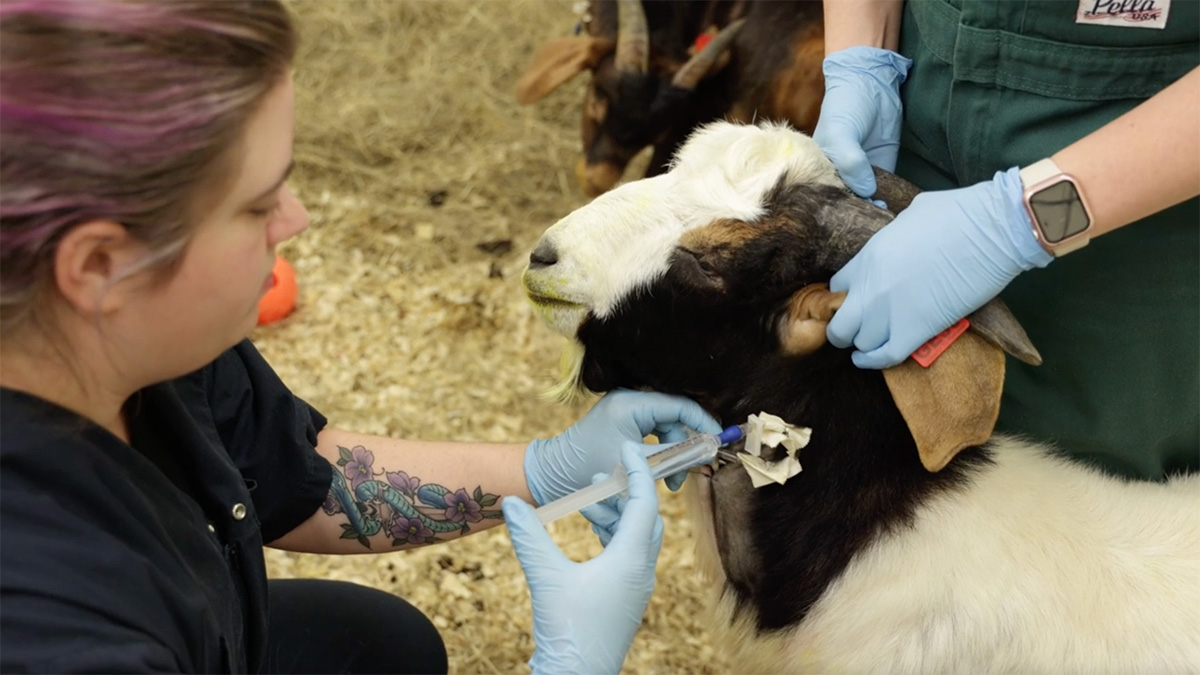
[258,254,298,325]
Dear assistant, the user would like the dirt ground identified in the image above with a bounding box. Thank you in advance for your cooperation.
[257,2,727,672]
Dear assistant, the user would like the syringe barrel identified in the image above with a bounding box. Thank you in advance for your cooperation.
[643,433,720,480]
[532,433,721,525]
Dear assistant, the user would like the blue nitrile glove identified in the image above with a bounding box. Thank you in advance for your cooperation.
[525,389,721,505]
[504,443,664,675]
[826,167,1053,369]
[580,472,630,548]
[811,46,913,200]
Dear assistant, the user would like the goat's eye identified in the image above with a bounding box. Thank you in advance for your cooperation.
[675,249,726,292]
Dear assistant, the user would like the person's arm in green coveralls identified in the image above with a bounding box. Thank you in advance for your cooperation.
[811,0,1199,368]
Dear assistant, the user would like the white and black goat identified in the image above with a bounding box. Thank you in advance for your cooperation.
[522,121,1200,673]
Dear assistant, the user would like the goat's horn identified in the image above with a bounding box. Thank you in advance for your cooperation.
[867,168,1043,365]
[965,300,1043,366]
[672,19,746,91]
[615,0,649,74]
[821,168,1044,366]
[871,166,922,214]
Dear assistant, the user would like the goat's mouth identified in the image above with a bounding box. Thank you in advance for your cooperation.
[525,293,582,309]
[523,289,588,337]
[520,275,586,311]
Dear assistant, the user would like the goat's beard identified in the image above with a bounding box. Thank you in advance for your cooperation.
[543,341,590,404]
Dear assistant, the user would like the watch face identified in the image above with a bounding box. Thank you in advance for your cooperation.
[1030,179,1090,243]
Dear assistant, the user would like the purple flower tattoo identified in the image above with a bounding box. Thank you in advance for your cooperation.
[329,444,504,549]
[321,493,343,516]
[444,489,483,523]
[386,470,420,495]
[389,517,434,546]
[343,445,375,490]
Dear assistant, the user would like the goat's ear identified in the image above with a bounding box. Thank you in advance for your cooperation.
[883,331,1004,472]
[778,283,845,356]
[515,37,615,105]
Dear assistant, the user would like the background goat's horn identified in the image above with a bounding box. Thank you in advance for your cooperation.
[615,0,649,74]
[671,19,746,90]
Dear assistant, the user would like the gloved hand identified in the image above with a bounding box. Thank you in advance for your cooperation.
[811,46,913,200]
[525,389,721,505]
[826,167,1053,369]
[579,473,629,548]
[504,443,664,675]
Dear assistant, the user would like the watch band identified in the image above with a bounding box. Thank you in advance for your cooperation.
[1018,158,1061,190]
[1019,158,1092,257]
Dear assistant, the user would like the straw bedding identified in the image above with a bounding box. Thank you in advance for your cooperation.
[257,2,728,672]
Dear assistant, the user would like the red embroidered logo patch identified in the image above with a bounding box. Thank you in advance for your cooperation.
[912,318,970,368]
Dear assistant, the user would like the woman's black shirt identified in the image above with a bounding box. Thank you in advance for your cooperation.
[0,340,332,672]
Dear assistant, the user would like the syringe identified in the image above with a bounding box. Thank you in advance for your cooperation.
[534,425,746,525]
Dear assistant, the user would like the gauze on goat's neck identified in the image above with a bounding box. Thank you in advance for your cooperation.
[737,412,811,488]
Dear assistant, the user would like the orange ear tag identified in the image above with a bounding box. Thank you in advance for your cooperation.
[911,318,970,368]
[257,255,298,325]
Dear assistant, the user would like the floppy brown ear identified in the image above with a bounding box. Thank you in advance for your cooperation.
[883,330,1004,472]
[515,37,615,105]
[779,281,1008,472]
[778,283,845,356]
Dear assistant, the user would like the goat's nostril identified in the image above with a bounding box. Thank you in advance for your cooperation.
[528,242,559,269]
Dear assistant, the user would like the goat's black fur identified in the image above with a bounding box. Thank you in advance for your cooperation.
[575,181,991,632]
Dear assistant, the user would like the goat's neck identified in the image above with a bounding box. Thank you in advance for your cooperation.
[702,347,988,632]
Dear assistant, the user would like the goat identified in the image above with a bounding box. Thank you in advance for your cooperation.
[521,121,1200,673]
[515,0,824,197]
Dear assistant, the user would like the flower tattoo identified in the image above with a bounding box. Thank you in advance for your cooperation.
[331,444,502,550]
[343,445,375,491]
[321,492,343,516]
[386,471,420,496]
[389,517,435,546]
[444,489,484,523]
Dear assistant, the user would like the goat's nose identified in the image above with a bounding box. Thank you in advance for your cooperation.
[528,241,559,269]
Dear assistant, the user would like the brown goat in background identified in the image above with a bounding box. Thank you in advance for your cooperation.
[516,0,824,196]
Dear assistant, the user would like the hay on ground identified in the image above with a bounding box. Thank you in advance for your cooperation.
[258,2,726,673]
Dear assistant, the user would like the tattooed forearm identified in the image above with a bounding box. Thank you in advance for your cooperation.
[322,444,502,550]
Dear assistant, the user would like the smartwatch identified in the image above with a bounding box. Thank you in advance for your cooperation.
[1019,158,1095,257]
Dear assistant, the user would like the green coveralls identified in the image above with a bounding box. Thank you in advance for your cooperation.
[895,0,1199,480]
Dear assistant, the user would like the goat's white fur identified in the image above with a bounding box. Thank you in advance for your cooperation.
[686,436,1200,673]
[522,122,841,341]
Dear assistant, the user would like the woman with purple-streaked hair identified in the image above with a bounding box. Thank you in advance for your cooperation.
[0,1,721,673]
